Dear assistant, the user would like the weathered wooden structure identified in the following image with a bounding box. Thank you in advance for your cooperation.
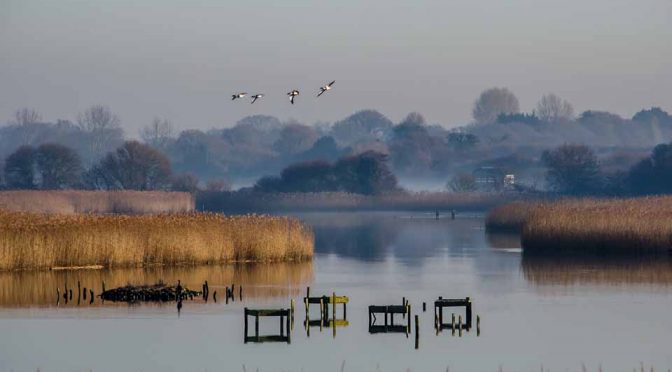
[434,296,472,331]
[244,308,291,344]
[368,301,411,335]
[303,288,349,337]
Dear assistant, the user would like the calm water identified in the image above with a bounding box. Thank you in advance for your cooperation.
[1,212,671,372]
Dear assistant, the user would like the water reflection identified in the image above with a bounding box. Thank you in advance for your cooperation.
[0,262,313,307]
[521,254,672,286]
[302,212,485,263]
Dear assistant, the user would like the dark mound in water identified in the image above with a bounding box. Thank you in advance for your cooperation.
[101,283,201,303]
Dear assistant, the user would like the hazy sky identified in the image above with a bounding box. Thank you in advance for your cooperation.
[1,0,671,134]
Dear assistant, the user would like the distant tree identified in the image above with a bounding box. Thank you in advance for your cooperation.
[205,179,231,192]
[141,118,175,150]
[536,94,574,123]
[88,141,172,190]
[35,143,82,189]
[273,123,318,155]
[171,173,199,193]
[626,143,672,195]
[77,105,123,158]
[447,173,477,192]
[632,107,672,126]
[389,113,433,172]
[447,132,479,151]
[297,136,341,162]
[3,146,36,189]
[254,151,397,195]
[542,144,600,195]
[496,112,541,125]
[330,110,394,145]
[14,108,42,126]
[472,87,520,124]
[333,151,398,195]
[578,110,626,126]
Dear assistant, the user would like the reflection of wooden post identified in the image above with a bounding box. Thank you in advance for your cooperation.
[415,315,419,350]
[319,298,324,331]
[477,315,481,336]
[56,288,60,306]
[90,289,94,304]
[255,314,259,341]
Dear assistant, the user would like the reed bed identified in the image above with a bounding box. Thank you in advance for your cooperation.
[0,211,314,271]
[198,190,524,213]
[487,196,672,254]
[0,190,194,214]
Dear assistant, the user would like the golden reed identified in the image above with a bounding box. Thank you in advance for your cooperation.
[0,211,314,271]
[0,190,194,214]
[487,196,672,254]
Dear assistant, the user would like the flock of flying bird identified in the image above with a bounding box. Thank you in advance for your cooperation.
[231,80,336,105]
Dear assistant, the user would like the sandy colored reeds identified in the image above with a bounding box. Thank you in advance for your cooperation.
[0,190,194,214]
[0,211,314,271]
[487,196,672,254]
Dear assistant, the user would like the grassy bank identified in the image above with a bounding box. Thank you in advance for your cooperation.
[197,190,526,213]
[0,211,313,271]
[0,190,194,214]
[486,197,672,254]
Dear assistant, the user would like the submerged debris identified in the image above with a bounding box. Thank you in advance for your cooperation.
[100,282,201,303]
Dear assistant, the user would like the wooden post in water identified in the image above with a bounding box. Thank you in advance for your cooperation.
[82,287,87,301]
[239,285,242,301]
[465,297,472,329]
[305,287,310,316]
[56,288,60,305]
[414,315,419,350]
[407,304,411,334]
[477,315,480,336]
[231,284,235,302]
[226,288,229,304]
[319,298,324,331]
[332,292,336,338]
[451,313,455,335]
[458,315,463,337]
[286,309,291,344]
[89,289,94,304]
[291,299,295,331]
[255,313,259,341]
[423,302,426,312]
[213,291,217,303]
[102,281,105,293]
[402,297,406,319]
[69,289,73,301]
[244,308,249,342]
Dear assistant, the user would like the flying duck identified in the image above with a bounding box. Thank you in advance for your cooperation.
[231,93,247,100]
[250,94,264,104]
[287,89,300,104]
[317,81,335,97]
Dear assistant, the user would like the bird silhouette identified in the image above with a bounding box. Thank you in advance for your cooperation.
[232,93,247,100]
[250,94,264,104]
[287,90,300,104]
[317,81,335,97]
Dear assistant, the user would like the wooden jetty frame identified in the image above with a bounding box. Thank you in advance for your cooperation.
[368,302,411,335]
[303,287,348,321]
[434,297,472,331]
[244,308,291,344]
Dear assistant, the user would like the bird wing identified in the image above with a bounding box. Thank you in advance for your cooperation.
[317,90,325,97]
[329,80,335,87]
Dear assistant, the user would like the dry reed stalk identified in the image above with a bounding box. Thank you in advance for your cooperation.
[0,190,194,215]
[0,211,314,271]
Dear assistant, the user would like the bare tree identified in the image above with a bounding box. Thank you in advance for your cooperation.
[77,105,123,158]
[536,93,574,123]
[472,87,520,124]
[140,117,175,149]
[14,108,42,126]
